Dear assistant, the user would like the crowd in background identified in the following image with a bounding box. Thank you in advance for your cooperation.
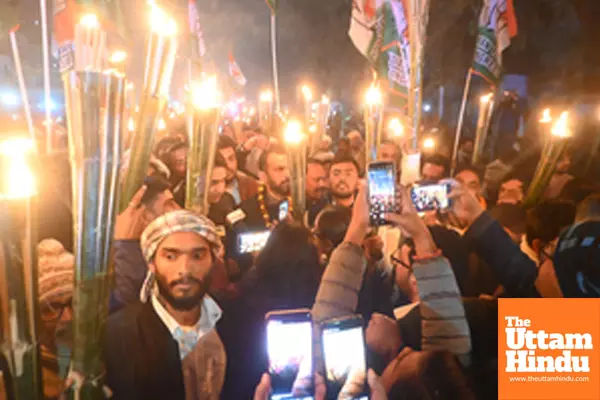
[9,115,600,400]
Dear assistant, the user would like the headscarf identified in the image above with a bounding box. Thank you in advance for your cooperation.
[139,210,222,302]
[553,221,600,297]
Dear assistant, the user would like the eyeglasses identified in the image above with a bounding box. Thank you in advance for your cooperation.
[41,298,73,322]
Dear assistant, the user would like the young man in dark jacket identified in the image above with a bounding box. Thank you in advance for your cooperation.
[105,211,226,400]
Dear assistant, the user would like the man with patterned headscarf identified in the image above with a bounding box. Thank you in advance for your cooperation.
[105,210,226,400]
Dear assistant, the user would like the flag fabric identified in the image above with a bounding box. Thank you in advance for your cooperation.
[472,0,518,85]
[266,0,277,15]
[228,51,247,87]
[188,0,207,58]
[349,0,411,109]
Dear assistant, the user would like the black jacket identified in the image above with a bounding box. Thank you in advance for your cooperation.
[105,302,186,400]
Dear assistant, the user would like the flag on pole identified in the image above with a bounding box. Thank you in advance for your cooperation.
[228,51,247,87]
[188,0,207,58]
[472,0,518,85]
[349,0,411,109]
[265,0,277,15]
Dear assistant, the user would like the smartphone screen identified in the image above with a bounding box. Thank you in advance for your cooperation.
[410,183,451,212]
[238,230,271,254]
[279,200,289,221]
[266,310,314,400]
[321,317,368,400]
[368,161,396,226]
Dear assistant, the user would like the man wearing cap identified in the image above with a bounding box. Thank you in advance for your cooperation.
[105,210,226,400]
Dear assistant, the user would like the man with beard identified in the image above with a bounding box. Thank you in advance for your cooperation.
[217,135,258,206]
[105,211,226,400]
[305,158,330,227]
[234,146,292,231]
[329,153,360,208]
[207,154,236,227]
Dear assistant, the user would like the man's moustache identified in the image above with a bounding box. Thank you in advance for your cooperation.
[170,276,203,287]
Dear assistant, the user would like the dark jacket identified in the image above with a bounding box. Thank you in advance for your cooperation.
[218,273,316,400]
[105,302,185,400]
[111,240,147,312]
[463,212,539,298]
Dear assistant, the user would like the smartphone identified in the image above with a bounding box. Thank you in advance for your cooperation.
[265,309,314,400]
[279,200,289,221]
[321,316,368,400]
[367,161,397,226]
[410,183,452,212]
[237,230,271,254]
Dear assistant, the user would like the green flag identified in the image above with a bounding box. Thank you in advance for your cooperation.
[471,0,518,85]
[265,0,277,15]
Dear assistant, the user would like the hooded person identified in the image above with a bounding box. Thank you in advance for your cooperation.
[105,210,226,400]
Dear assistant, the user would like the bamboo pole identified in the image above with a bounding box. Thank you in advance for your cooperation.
[451,69,473,172]
[270,14,281,114]
[40,0,53,154]
[9,28,37,150]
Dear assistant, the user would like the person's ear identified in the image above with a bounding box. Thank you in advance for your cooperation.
[149,261,157,274]
[259,170,267,183]
[531,238,542,255]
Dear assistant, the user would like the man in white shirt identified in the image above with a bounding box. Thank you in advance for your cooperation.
[105,210,226,400]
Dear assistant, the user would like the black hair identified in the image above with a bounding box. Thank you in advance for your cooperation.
[255,221,321,308]
[307,157,327,168]
[526,199,576,247]
[576,194,600,222]
[314,206,352,252]
[217,135,237,151]
[422,153,450,176]
[258,144,286,172]
[559,178,600,206]
[141,175,171,205]
[330,152,360,174]
[214,152,228,169]
[454,164,484,183]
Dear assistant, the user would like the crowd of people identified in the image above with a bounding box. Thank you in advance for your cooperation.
[12,118,600,400]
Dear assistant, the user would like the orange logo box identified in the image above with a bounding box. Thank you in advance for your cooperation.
[499,299,600,400]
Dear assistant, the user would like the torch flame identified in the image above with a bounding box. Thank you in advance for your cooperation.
[551,111,571,139]
[540,108,552,124]
[301,85,312,101]
[321,95,330,105]
[365,84,382,106]
[191,75,221,110]
[0,137,36,199]
[260,90,274,103]
[388,118,404,137]
[128,117,135,132]
[422,137,436,151]
[284,120,305,145]
[480,93,493,105]
[150,5,177,36]
[80,14,100,28]
[109,50,128,64]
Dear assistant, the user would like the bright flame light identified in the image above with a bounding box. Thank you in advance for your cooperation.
[551,111,571,138]
[284,120,305,145]
[150,5,177,36]
[249,107,256,116]
[388,118,404,137]
[191,76,221,110]
[109,50,128,64]
[260,90,274,103]
[80,14,100,28]
[128,117,135,132]
[0,138,36,199]
[365,84,382,106]
[422,137,436,150]
[321,95,330,105]
[309,125,317,134]
[480,93,493,105]
[301,85,312,101]
[157,118,166,131]
[540,108,552,124]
